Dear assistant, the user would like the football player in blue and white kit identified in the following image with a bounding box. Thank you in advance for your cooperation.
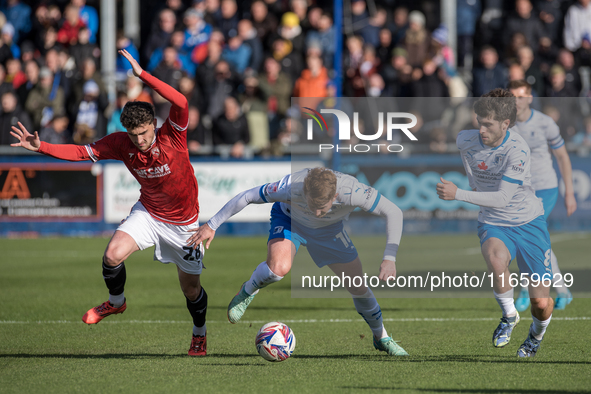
[436,88,553,357]
[187,167,409,356]
[508,80,577,311]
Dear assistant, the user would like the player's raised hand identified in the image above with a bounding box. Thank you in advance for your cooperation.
[378,259,396,281]
[119,49,143,77]
[187,223,216,250]
[564,193,577,217]
[10,122,40,152]
[436,177,458,200]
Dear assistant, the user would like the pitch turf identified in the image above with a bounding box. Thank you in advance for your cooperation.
[1,234,590,393]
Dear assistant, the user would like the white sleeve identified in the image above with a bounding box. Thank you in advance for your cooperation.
[455,180,519,208]
[368,195,403,262]
[207,185,266,231]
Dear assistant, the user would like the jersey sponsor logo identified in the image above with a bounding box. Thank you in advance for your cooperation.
[133,163,171,179]
[478,161,488,170]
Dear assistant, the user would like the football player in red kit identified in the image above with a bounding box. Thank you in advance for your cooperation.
[11,49,208,356]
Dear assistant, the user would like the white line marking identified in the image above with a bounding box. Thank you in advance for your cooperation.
[1,317,589,324]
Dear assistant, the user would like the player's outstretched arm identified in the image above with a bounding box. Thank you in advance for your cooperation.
[10,122,40,152]
[119,49,187,110]
[187,185,268,249]
[552,146,577,216]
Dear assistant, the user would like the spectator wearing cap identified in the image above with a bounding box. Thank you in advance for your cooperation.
[71,0,98,44]
[271,37,303,85]
[251,0,278,48]
[1,23,19,58]
[39,112,70,144]
[279,11,305,54]
[183,8,212,55]
[0,90,32,145]
[143,9,176,64]
[546,64,578,97]
[73,79,107,143]
[238,19,264,73]
[402,10,431,68]
[456,0,481,68]
[25,67,65,130]
[472,46,507,97]
[431,25,456,77]
[57,4,86,47]
[0,0,31,44]
[564,0,591,66]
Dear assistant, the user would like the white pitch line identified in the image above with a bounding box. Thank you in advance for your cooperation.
[1,317,589,324]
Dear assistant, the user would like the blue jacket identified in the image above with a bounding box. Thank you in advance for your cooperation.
[0,1,31,43]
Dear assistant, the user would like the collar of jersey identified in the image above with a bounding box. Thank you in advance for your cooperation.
[479,130,510,151]
[525,109,534,123]
[145,128,158,151]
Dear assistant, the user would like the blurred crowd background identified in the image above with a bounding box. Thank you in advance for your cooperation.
[1,0,591,157]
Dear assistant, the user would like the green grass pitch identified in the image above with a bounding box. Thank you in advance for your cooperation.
[1,233,590,393]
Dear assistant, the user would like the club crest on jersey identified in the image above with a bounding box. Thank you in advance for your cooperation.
[152,146,160,158]
[494,154,505,165]
[478,161,488,170]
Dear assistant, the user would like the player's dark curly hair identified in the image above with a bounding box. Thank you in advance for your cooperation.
[120,101,155,130]
[303,168,337,209]
[473,88,517,128]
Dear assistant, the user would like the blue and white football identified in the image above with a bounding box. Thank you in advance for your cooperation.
[255,322,296,362]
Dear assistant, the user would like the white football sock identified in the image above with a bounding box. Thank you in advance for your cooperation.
[493,288,517,317]
[193,324,206,336]
[530,315,551,340]
[244,261,283,295]
[109,293,125,308]
[352,289,388,339]
[550,249,567,294]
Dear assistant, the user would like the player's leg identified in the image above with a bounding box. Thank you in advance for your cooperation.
[480,229,520,348]
[82,229,140,324]
[177,267,208,356]
[514,216,553,357]
[550,249,572,309]
[228,203,299,323]
[327,257,408,356]
[228,237,296,324]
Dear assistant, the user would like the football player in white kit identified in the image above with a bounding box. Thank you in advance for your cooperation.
[187,167,409,356]
[437,88,554,357]
[508,80,577,311]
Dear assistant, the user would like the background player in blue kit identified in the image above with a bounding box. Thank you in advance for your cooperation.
[437,88,554,357]
[508,80,577,311]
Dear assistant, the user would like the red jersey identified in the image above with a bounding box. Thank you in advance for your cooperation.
[38,71,199,225]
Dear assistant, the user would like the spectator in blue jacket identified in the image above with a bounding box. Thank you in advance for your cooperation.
[222,33,252,74]
[0,0,31,44]
[472,45,507,97]
[72,0,99,44]
[456,0,481,68]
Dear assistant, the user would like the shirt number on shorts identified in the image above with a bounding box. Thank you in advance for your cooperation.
[335,230,352,248]
[543,249,551,267]
[182,246,202,262]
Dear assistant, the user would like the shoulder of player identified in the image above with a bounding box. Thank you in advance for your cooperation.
[504,131,531,156]
[456,129,479,148]
[532,109,558,128]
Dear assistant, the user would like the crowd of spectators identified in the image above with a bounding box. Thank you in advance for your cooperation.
[1,0,591,157]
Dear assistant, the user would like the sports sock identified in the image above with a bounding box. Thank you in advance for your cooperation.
[244,261,283,295]
[186,287,208,331]
[530,314,551,340]
[352,289,388,339]
[102,261,126,306]
[550,249,567,294]
[193,324,206,336]
[493,288,517,317]
[109,293,125,308]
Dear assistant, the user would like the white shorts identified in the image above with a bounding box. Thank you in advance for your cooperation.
[117,202,204,275]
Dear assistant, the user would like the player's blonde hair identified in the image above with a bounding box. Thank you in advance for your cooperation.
[303,168,337,209]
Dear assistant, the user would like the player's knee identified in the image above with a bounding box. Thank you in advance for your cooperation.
[183,285,202,302]
[103,248,125,267]
[266,259,290,277]
[530,297,552,311]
